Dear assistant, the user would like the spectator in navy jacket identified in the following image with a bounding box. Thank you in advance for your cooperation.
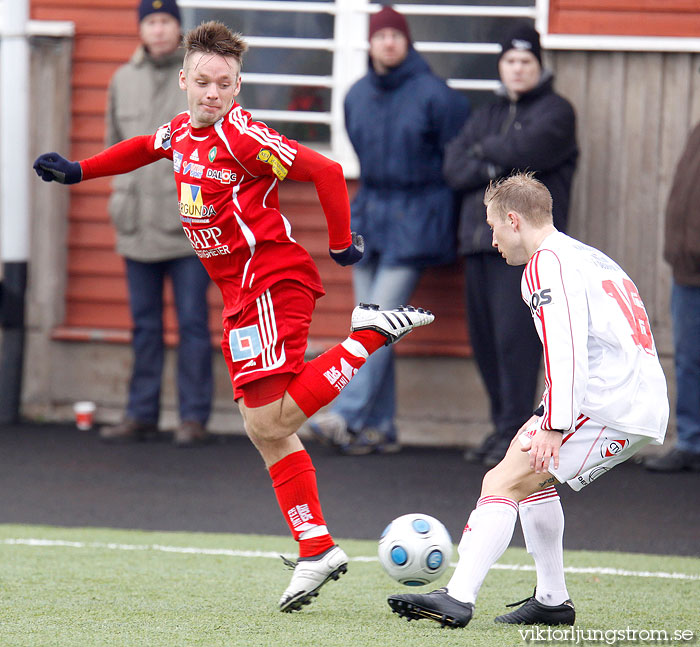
[443,23,578,467]
[308,5,470,455]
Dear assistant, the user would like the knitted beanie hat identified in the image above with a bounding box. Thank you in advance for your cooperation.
[498,23,542,65]
[138,0,181,24]
[369,6,412,43]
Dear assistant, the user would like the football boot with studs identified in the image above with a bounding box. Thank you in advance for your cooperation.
[494,591,575,625]
[387,587,474,628]
[351,303,434,346]
[278,545,348,612]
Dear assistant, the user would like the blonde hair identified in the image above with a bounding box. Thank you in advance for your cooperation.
[183,21,247,71]
[484,172,553,227]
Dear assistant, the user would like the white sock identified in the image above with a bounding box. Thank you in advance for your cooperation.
[519,487,570,606]
[341,337,369,359]
[446,496,518,604]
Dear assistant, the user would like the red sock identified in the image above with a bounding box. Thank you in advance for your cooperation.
[269,450,334,558]
[349,329,386,354]
[287,330,374,418]
[286,330,386,417]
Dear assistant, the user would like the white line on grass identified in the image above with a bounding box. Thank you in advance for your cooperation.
[3,538,699,581]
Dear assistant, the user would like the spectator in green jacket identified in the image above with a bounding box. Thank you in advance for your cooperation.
[98,0,214,447]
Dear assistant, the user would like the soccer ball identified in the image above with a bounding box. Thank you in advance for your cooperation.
[378,513,453,586]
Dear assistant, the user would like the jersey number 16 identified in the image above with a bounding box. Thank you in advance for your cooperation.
[602,278,654,354]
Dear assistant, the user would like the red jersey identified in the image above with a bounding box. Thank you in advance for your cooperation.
[150,105,324,315]
[79,102,352,317]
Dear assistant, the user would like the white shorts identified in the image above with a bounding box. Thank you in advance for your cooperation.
[519,415,651,491]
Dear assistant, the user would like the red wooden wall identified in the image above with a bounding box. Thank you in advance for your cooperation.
[548,0,700,38]
[31,0,470,357]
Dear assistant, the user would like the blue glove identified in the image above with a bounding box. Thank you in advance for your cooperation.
[330,232,364,266]
[33,152,82,184]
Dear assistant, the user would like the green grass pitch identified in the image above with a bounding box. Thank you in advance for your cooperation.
[0,524,698,647]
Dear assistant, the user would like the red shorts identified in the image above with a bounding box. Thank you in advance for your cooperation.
[221,281,316,406]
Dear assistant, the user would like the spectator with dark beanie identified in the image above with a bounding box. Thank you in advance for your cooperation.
[443,23,578,466]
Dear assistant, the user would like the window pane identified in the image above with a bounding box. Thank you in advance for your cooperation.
[186,7,334,39]
[243,48,332,77]
[263,120,331,144]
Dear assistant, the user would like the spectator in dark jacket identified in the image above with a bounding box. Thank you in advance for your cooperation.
[308,5,470,455]
[443,23,577,466]
[645,121,700,472]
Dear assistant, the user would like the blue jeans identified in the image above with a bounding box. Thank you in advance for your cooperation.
[125,256,213,425]
[331,261,421,437]
[671,281,700,453]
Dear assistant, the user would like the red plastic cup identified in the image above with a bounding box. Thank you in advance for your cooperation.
[73,401,96,430]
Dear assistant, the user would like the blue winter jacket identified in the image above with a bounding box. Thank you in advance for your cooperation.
[344,48,471,267]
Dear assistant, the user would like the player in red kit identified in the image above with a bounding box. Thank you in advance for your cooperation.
[34,21,434,612]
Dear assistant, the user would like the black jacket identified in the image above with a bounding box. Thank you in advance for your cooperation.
[443,71,578,255]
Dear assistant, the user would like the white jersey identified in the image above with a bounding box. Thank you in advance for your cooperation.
[522,232,668,443]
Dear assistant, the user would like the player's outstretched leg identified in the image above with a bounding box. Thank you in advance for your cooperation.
[493,592,575,625]
[278,545,348,612]
[306,303,434,450]
[387,588,474,628]
[351,303,434,345]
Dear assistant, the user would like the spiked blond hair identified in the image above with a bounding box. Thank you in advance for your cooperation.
[483,171,553,227]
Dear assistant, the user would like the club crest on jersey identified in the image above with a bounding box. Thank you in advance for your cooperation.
[154,124,171,151]
[529,288,552,315]
[256,148,288,180]
[600,438,629,458]
[179,182,216,223]
[208,146,217,162]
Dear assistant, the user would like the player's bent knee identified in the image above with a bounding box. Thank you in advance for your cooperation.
[241,406,294,444]
[481,465,505,493]
[244,423,280,445]
[481,463,522,497]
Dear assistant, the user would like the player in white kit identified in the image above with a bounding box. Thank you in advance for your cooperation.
[388,172,668,628]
